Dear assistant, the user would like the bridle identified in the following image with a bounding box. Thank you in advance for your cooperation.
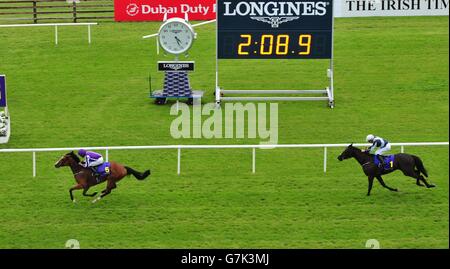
[58,154,85,176]
[343,147,372,167]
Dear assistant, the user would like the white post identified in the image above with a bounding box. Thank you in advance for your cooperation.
[156,38,160,55]
[55,25,58,45]
[105,149,109,162]
[215,8,220,107]
[401,145,404,153]
[88,25,91,44]
[177,147,181,175]
[32,151,36,177]
[323,147,327,173]
[252,148,256,174]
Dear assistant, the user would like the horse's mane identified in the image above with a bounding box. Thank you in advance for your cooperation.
[69,151,81,163]
[349,145,372,156]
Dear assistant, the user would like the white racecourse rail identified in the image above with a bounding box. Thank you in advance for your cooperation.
[0,142,448,177]
[0,23,98,44]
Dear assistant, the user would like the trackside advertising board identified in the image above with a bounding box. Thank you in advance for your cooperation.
[336,0,449,17]
[0,75,6,107]
[114,0,448,21]
[114,0,216,21]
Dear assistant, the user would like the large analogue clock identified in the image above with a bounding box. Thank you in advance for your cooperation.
[158,18,195,55]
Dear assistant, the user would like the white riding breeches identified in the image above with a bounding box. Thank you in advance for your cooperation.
[87,157,104,167]
[375,143,391,155]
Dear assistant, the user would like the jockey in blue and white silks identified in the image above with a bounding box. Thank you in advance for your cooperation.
[366,134,391,168]
[78,149,104,169]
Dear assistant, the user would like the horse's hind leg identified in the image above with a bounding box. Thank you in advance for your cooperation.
[101,181,117,194]
[376,176,398,192]
[82,187,98,197]
[418,175,435,188]
[410,168,426,187]
[415,175,424,186]
[403,169,435,188]
[93,181,116,203]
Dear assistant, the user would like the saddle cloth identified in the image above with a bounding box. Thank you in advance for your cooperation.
[96,162,111,176]
[374,155,394,170]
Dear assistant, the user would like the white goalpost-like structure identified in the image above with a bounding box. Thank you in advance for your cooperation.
[0,22,98,45]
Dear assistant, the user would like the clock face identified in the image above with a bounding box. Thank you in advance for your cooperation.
[158,19,195,55]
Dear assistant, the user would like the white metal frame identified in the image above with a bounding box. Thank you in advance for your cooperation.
[215,4,335,108]
[0,23,98,45]
[142,20,216,39]
[0,142,447,177]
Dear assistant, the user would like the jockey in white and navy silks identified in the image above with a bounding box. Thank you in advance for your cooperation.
[78,149,104,170]
[366,134,391,168]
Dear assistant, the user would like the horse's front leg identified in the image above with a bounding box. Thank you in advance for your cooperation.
[376,176,398,192]
[69,183,83,202]
[367,176,374,196]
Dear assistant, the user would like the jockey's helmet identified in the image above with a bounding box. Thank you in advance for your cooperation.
[366,134,375,142]
[78,149,87,157]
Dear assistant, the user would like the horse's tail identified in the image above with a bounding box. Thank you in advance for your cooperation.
[125,166,151,180]
[412,155,428,178]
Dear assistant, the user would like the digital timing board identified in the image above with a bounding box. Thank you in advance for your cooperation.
[217,0,333,59]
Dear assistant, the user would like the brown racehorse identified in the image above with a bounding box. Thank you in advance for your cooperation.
[55,151,150,203]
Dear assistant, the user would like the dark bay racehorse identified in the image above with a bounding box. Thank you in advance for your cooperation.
[337,144,435,196]
[55,151,150,203]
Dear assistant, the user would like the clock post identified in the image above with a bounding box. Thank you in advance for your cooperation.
[149,14,204,105]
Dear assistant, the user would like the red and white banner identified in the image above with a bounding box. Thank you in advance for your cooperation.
[114,0,217,22]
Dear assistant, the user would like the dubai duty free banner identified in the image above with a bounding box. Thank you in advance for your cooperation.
[114,0,217,21]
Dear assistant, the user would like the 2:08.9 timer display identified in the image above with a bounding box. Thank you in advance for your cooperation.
[217,0,334,60]
[238,33,312,56]
[218,31,331,59]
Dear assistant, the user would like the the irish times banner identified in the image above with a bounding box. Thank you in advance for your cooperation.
[335,0,449,17]
[114,0,216,21]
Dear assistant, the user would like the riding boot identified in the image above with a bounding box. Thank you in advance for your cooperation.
[97,173,107,183]
[377,155,384,169]
[89,166,100,182]
[90,166,97,174]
